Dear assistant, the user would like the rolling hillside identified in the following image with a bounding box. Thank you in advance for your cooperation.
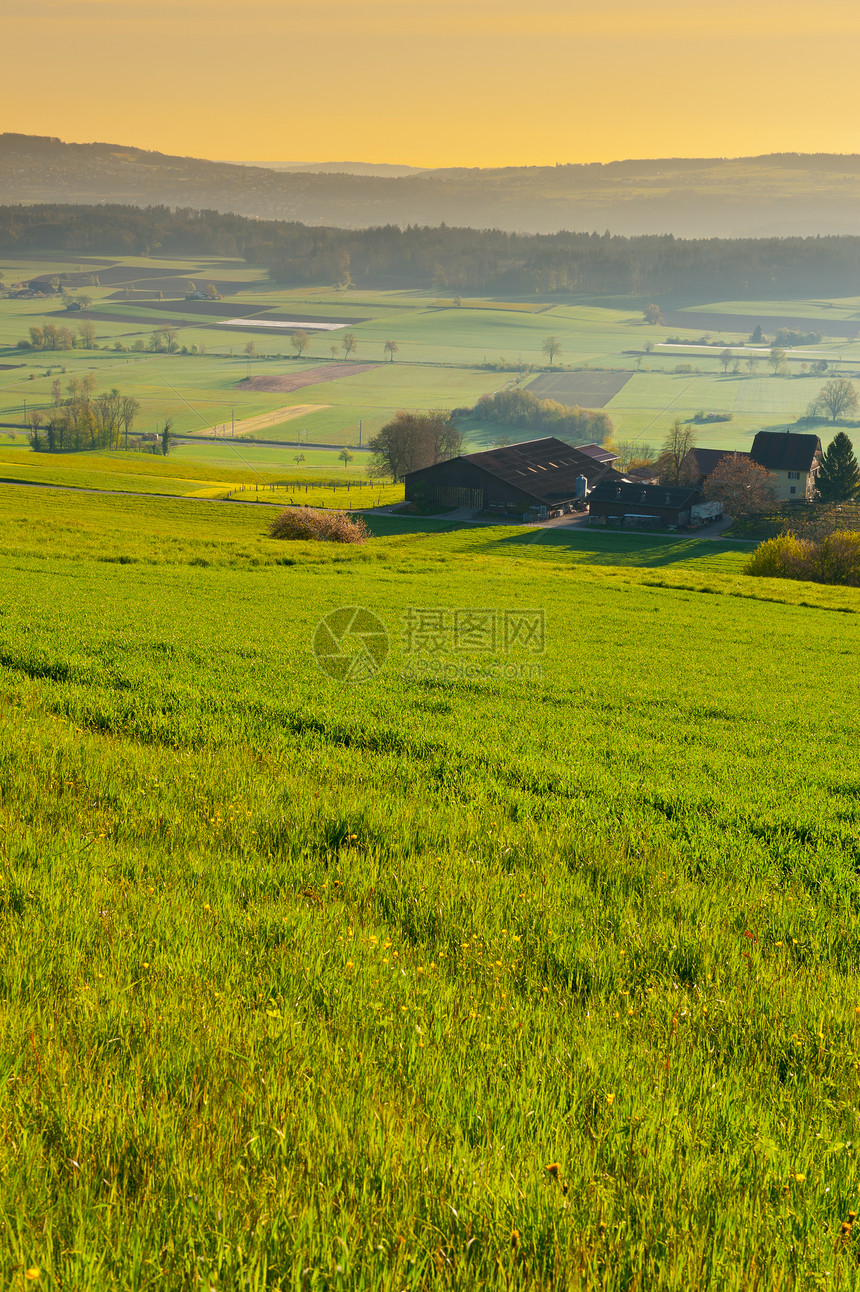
[7,134,860,236]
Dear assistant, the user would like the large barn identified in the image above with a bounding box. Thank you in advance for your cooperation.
[404,437,624,518]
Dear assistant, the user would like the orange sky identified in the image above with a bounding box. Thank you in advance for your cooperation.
[5,0,860,167]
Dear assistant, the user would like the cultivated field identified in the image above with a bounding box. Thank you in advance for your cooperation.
[5,252,860,463]
[3,482,860,1288]
[527,370,633,407]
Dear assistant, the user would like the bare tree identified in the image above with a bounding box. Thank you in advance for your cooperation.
[27,410,45,452]
[369,411,463,480]
[341,332,358,360]
[120,396,140,450]
[703,454,777,517]
[655,418,697,485]
[542,336,562,365]
[77,320,97,348]
[768,347,786,376]
[817,377,859,423]
[643,304,663,324]
[719,348,733,373]
[291,329,310,359]
[384,340,399,363]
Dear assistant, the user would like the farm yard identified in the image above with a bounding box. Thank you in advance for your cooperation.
[4,478,860,1286]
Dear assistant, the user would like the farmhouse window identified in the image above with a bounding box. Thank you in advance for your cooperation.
[790,486,797,495]
[788,471,800,480]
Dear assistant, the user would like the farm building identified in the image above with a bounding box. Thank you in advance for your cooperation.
[626,465,661,486]
[750,430,822,500]
[588,481,704,529]
[576,442,619,467]
[683,431,821,500]
[684,446,744,487]
[404,437,623,517]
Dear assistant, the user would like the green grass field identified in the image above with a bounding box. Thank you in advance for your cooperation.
[5,252,860,462]
[3,481,860,1287]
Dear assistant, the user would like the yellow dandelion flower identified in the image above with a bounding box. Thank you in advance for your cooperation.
[606,1093,615,1105]
[345,961,354,970]
[25,1271,40,1283]
[545,1162,560,1178]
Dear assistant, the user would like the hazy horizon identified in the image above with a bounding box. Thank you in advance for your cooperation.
[7,0,860,168]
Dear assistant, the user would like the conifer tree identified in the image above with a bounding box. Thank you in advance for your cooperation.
[817,431,860,502]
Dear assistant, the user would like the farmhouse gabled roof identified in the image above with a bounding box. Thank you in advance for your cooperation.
[626,466,661,484]
[457,436,623,504]
[588,481,702,509]
[751,431,821,472]
[685,447,749,479]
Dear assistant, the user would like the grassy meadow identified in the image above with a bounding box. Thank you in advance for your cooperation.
[3,480,860,1287]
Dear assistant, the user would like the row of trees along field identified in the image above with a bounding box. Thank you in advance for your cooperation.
[471,388,613,441]
[366,393,611,481]
[9,204,860,295]
[368,412,463,479]
[27,377,140,453]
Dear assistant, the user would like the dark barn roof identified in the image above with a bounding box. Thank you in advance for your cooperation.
[457,437,623,504]
[576,442,618,465]
[751,431,821,472]
[685,447,748,479]
[589,481,702,510]
[626,466,661,484]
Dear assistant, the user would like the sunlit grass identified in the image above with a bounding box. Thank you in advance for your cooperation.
[2,458,860,1287]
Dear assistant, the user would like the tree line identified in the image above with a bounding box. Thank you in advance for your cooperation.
[472,389,613,443]
[27,377,140,453]
[7,204,860,296]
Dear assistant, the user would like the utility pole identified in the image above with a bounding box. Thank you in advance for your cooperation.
[359,419,362,447]
[231,406,235,437]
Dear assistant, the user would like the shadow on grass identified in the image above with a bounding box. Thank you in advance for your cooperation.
[475,527,746,568]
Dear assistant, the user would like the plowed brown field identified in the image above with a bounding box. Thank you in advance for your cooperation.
[241,364,377,393]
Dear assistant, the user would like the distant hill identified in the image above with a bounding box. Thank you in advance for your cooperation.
[221,160,427,178]
[6,134,860,236]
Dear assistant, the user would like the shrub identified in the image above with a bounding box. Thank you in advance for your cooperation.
[813,531,860,585]
[744,533,813,579]
[268,507,369,544]
[744,530,860,585]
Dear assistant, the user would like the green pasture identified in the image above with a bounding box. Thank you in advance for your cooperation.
[226,482,404,509]
[3,483,860,1287]
[0,448,381,498]
[8,253,860,459]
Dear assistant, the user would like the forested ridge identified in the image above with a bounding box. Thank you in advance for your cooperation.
[9,134,860,235]
[3,203,860,297]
